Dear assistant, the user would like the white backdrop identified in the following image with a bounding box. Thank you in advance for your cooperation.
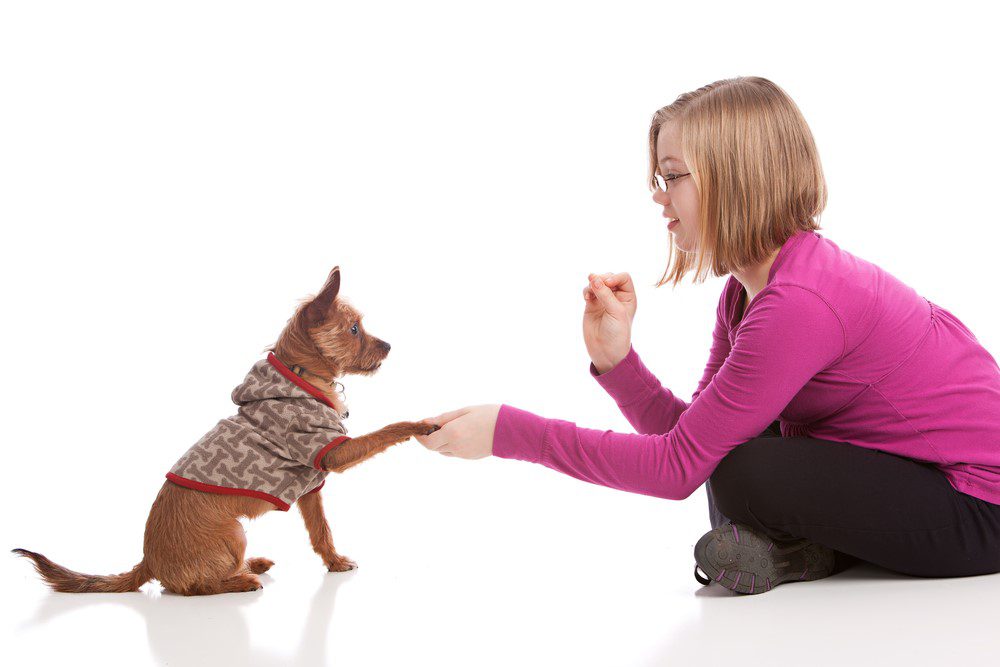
[3,1,999,665]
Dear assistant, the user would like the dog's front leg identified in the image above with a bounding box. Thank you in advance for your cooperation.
[322,421,438,473]
[296,489,356,572]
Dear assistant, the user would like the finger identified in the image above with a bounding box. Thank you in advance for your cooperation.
[584,271,614,300]
[603,272,635,294]
[590,277,625,316]
[584,284,606,312]
[423,408,471,427]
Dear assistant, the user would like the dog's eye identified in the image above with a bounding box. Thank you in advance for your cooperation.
[350,323,359,336]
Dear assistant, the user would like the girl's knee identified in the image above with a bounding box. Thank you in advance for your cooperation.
[709,438,782,517]
[711,438,775,485]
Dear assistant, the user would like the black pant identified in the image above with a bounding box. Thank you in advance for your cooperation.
[705,421,1000,577]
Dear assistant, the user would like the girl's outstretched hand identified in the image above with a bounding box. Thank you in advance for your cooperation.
[583,272,636,374]
[415,404,501,460]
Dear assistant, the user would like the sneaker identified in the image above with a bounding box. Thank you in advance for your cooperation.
[693,520,836,594]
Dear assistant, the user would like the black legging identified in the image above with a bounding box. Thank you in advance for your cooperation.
[705,421,1000,578]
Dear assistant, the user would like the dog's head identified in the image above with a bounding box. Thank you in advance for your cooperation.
[272,266,391,379]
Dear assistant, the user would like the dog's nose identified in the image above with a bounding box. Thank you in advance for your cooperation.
[380,340,391,353]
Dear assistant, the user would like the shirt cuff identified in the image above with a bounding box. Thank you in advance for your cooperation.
[492,404,550,463]
[588,345,663,408]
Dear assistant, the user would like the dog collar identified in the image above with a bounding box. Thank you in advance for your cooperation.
[266,353,349,419]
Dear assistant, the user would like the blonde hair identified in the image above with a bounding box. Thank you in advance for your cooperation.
[648,76,826,287]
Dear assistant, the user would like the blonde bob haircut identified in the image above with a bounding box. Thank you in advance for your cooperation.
[648,76,826,287]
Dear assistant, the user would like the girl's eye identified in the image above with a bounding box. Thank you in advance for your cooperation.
[350,323,359,335]
[665,173,678,180]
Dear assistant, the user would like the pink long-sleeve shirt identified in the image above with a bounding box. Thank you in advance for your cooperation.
[492,229,1000,505]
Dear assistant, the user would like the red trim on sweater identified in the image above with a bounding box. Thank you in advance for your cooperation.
[306,480,326,495]
[166,473,292,512]
[266,352,337,410]
[314,435,352,470]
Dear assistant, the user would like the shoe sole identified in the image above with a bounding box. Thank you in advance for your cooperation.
[694,522,836,594]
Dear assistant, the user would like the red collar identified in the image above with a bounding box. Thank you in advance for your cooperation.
[266,352,337,410]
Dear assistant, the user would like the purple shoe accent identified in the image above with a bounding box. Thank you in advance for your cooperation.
[732,523,740,544]
[766,577,771,591]
[731,571,742,591]
[716,568,726,582]
[751,573,756,593]
[767,542,774,552]
[800,567,808,580]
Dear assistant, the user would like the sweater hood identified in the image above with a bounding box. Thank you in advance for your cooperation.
[230,353,344,416]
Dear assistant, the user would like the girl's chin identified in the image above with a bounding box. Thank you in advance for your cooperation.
[672,236,694,253]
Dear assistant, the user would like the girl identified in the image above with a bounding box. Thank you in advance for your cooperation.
[415,76,1000,594]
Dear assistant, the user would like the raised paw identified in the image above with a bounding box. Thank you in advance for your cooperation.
[326,555,358,572]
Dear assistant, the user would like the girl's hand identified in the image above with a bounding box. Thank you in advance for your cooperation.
[414,404,501,460]
[583,272,636,374]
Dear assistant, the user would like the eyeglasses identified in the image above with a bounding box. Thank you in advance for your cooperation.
[654,171,691,193]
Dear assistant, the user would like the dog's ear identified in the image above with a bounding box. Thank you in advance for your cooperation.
[303,266,341,327]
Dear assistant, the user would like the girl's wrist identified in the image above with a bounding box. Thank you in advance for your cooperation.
[593,352,626,375]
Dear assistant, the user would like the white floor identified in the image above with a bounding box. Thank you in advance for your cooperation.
[5,464,997,667]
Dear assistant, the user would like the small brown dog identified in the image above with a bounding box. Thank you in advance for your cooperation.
[14,266,437,595]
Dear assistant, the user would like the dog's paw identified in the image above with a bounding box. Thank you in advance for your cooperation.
[420,422,441,436]
[247,557,275,574]
[232,573,264,592]
[326,555,358,572]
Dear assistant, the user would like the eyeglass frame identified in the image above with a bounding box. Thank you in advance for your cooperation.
[654,171,691,193]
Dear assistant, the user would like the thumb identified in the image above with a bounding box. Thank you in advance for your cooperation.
[422,407,471,427]
[590,278,625,317]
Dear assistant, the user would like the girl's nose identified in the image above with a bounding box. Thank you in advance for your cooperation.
[652,188,668,205]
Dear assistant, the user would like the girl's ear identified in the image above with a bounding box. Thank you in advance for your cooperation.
[303,266,341,327]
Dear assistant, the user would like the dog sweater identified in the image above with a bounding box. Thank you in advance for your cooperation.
[166,353,351,511]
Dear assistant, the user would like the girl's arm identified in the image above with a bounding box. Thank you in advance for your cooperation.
[492,285,844,500]
[588,292,732,436]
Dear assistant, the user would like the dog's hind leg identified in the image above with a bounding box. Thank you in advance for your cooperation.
[150,488,265,595]
[165,542,264,596]
[297,489,357,572]
[180,566,263,596]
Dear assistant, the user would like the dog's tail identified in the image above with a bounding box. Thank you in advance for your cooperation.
[12,548,152,593]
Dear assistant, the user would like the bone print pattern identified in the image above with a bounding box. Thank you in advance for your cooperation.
[167,356,349,511]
